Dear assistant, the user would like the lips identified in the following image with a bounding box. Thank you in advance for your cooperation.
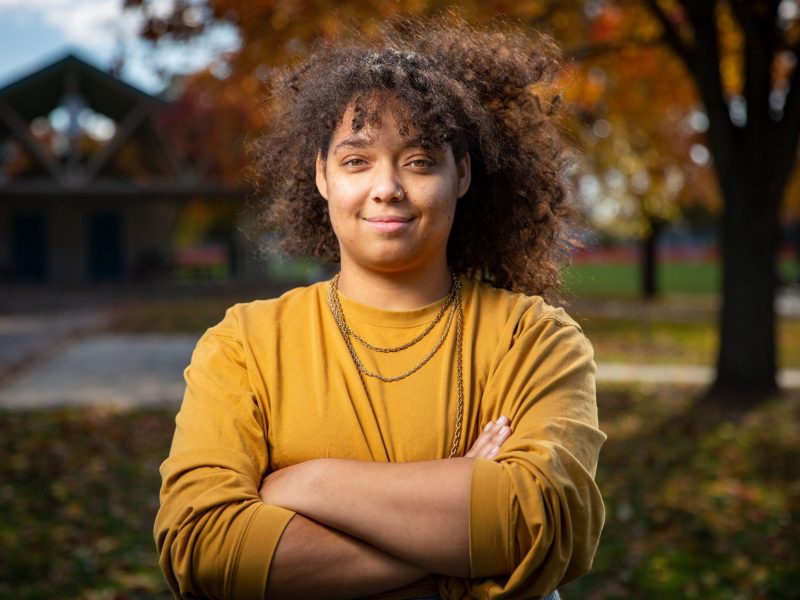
[364,216,413,223]
[363,215,414,233]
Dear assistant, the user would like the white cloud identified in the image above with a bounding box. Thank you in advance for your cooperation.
[0,0,137,50]
[0,0,239,92]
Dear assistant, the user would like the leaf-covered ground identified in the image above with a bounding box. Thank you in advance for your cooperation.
[1,385,798,598]
[0,407,174,599]
[563,385,800,600]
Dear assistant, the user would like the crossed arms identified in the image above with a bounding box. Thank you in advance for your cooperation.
[260,418,512,598]
[155,308,606,600]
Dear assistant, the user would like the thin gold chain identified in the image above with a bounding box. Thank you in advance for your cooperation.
[329,273,456,353]
[328,277,458,382]
[327,273,464,458]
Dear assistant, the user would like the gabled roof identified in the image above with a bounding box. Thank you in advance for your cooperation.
[0,52,248,199]
[0,52,163,123]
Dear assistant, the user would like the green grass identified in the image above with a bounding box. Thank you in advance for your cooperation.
[564,259,799,297]
[2,387,799,598]
[563,261,719,297]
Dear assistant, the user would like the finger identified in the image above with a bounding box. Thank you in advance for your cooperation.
[476,421,512,460]
[492,424,511,445]
[465,416,512,458]
[481,426,510,458]
[465,423,492,457]
[465,419,499,458]
[471,429,509,460]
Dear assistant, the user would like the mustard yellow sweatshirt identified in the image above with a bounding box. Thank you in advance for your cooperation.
[155,277,606,599]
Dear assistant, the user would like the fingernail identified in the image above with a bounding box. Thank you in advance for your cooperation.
[497,416,509,426]
[499,425,510,436]
[484,422,493,432]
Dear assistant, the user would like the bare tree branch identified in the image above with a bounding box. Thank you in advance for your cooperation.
[641,0,694,67]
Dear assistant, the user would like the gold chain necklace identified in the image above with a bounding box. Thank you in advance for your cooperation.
[327,273,464,458]
[332,275,457,353]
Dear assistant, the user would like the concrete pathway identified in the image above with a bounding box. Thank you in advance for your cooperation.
[0,309,110,381]
[598,362,800,388]
[0,334,197,409]
[0,332,799,410]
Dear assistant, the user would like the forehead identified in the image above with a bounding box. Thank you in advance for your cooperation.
[333,97,412,137]
[327,96,440,156]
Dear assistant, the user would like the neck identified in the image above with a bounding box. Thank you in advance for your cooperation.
[336,261,452,311]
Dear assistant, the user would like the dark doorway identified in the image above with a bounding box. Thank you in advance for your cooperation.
[88,211,123,281]
[10,213,47,281]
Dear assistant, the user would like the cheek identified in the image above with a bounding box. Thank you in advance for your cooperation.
[424,184,458,223]
[326,180,364,215]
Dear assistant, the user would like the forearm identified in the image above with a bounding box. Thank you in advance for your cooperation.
[266,513,429,599]
[263,457,475,576]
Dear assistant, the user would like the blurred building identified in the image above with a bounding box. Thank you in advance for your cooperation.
[0,54,258,285]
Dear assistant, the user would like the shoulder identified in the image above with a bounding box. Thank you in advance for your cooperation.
[466,278,584,336]
[206,281,329,340]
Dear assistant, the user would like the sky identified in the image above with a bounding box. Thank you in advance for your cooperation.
[0,0,238,94]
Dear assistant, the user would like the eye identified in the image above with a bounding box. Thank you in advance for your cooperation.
[408,157,433,169]
[344,158,367,167]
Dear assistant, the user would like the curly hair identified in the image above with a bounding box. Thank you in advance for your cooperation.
[250,14,576,298]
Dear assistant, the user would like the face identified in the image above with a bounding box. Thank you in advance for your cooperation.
[316,101,471,278]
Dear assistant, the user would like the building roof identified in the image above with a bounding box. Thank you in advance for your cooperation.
[0,53,246,199]
[0,53,162,124]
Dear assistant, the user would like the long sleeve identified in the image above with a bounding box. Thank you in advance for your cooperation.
[441,309,606,599]
[154,308,295,599]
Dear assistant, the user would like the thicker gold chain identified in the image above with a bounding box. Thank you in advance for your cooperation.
[327,274,464,458]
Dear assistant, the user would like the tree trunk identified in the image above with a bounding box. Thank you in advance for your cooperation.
[640,219,662,300]
[709,181,780,405]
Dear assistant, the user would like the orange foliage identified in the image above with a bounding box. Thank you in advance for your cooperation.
[125,0,742,234]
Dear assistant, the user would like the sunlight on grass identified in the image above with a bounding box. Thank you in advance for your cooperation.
[577,317,800,368]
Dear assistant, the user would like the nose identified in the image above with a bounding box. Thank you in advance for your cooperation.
[370,164,405,202]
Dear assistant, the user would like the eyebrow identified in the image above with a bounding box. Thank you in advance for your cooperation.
[332,137,376,154]
[331,136,436,155]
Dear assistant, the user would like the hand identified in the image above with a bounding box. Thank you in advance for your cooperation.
[465,416,512,459]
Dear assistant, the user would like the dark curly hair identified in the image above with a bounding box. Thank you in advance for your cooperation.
[251,14,576,298]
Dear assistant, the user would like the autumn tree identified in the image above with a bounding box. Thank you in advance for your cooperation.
[563,41,716,299]
[122,0,798,401]
[628,0,800,402]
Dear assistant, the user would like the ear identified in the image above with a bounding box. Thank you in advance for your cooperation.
[315,150,329,200]
[456,152,471,199]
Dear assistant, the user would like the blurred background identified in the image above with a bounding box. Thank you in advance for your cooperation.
[1,1,799,598]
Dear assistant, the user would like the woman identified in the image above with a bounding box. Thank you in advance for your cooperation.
[155,16,605,600]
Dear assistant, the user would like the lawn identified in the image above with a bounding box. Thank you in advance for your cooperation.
[2,386,798,598]
[563,258,799,297]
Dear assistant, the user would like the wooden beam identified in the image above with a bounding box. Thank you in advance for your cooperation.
[81,100,152,182]
[147,118,187,179]
[0,100,65,183]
